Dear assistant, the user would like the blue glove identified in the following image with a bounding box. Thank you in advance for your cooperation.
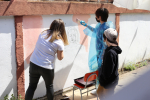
[80,21,87,26]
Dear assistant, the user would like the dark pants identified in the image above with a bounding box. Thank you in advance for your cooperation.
[25,62,54,100]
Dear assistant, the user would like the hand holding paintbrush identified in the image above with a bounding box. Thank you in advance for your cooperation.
[76,18,88,27]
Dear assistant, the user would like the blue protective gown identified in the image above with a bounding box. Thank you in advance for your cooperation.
[83,22,115,72]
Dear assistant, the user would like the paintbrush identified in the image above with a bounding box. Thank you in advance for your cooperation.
[76,18,87,26]
[76,18,81,24]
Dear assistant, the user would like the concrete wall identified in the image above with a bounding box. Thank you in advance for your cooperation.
[0,16,17,99]
[23,14,115,98]
[119,13,150,68]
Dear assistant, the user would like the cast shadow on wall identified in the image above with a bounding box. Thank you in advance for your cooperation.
[0,31,17,99]
[121,25,149,68]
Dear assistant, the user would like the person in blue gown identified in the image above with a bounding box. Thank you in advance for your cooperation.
[79,8,115,93]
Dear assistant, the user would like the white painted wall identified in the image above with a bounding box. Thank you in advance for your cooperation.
[119,13,150,68]
[0,16,17,99]
[24,14,115,99]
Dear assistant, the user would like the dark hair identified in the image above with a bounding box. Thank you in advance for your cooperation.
[103,34,107,41]
[95,8,109,22]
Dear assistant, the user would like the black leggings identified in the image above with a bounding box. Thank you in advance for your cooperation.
[25,62,54,100]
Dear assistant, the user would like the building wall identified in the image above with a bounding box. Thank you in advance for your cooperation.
[119,13,150,68]
[0,16,17,99]
[23,14,115,98]
[1,13,150,99]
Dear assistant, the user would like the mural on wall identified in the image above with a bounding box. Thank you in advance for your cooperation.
[23,14,91,98]
[66,26,80,44]
[73,14,91,52]
[22,14,117,99]
[23,16,43,64]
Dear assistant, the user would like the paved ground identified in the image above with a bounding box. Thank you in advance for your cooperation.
[61,63,150,100]
[36,62,150,100]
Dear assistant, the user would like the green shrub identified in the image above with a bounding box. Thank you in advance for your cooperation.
[140,62,144,67]
[124,63,136,71]
[123,60,149,72]
[135,63,140,67]
[4,94,9,100]
[3,94,23,100]
[142,60,148,66]
[137,60,148,68]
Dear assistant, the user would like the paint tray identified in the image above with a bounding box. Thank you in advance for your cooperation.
[74,77,96,87]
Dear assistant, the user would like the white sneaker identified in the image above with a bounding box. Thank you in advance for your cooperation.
[90,89,97,95]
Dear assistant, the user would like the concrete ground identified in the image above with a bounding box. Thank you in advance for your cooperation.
[61,63,150,100]
[36,62,150,100]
